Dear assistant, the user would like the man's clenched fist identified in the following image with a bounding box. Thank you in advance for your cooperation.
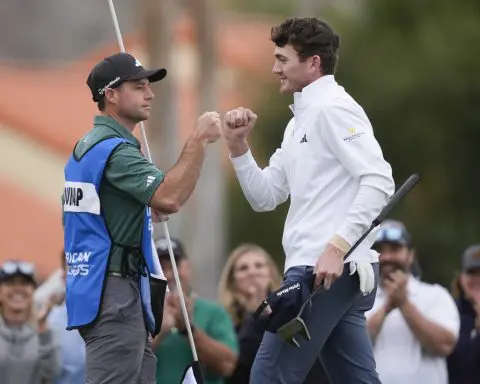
[223,107,257,157]
[196,111,222,143]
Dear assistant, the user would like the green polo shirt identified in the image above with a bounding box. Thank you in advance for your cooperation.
[66,115,165,272]
[155,297,239,384]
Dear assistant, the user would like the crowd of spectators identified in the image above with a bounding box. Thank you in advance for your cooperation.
[0,221,478,383]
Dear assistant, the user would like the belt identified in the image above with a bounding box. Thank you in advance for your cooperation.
[108,247,143,281]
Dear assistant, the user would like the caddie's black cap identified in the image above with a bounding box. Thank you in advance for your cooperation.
[253,269,315,333]
[86,52,167,102]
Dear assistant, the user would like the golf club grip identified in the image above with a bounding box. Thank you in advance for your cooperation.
[374,174,420,225]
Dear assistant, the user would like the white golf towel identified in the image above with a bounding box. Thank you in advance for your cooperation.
[180,361,203,384]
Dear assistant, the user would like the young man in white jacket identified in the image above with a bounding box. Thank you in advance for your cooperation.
[222,17,395,383]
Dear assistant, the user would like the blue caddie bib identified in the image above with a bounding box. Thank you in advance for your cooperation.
[63,137,167,336]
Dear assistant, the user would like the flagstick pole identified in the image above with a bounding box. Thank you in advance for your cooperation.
[107,0,199,362]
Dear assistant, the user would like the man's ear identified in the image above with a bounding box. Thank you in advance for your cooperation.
[104,88,118,105]
[310,55,322,74]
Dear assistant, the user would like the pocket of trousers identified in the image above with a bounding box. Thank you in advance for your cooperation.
[107,277,140,324]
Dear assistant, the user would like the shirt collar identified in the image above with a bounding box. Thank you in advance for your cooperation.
[93,115,140,147]
[289,75,337,114]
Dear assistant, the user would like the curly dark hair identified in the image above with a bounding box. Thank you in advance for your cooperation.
[271,17,340,75]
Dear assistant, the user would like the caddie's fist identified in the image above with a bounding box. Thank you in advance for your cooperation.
[196,111,222,144]
[152,209,169,223]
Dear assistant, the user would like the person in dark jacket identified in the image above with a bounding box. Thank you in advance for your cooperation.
[218,244,282,384]
[447,244,480,384]
[218,243,330,384]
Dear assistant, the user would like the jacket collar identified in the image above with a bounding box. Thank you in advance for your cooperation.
[289,75,337,115]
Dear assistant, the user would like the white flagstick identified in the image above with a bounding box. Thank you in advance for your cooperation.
[107,0,199,363]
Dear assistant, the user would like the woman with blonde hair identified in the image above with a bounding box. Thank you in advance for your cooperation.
[219,243,282,327]
[219,244,331,384]
[218,243,281,383]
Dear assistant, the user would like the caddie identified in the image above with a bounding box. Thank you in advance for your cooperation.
[62,52,221,384]
[223,17,395,383]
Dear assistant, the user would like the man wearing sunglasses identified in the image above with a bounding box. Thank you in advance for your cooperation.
[366,220,460,384]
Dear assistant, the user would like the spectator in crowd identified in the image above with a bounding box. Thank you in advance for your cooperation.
[366,220,460,384]
[47,251,86,384]
[447,244,480,384]
[153,237,238,384]
[217,243,282,383]
[0,260,60,384]
[218,243,330,384]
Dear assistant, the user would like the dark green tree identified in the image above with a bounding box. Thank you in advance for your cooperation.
[227,0,480,286]
[337,0,480,285]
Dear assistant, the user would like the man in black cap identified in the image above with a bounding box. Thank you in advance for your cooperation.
[152,237,238,383]
[62,52,222,384]
[366,220,459,384]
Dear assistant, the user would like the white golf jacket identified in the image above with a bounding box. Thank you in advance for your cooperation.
[230,75,395,272]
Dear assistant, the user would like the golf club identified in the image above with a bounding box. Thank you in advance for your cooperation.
[278,173,420,347]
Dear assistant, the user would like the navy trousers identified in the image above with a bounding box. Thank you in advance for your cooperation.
[250,263,381,384]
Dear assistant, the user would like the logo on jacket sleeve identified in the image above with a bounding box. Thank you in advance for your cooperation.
[146,175,156,187]
[343,127,365,142]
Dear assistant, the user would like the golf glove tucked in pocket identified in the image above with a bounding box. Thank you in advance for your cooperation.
[349,261,375,296]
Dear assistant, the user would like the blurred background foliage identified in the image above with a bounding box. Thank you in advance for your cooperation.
[227,0,480,288]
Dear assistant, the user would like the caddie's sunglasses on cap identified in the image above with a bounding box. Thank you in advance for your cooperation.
[0,261,35,280]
